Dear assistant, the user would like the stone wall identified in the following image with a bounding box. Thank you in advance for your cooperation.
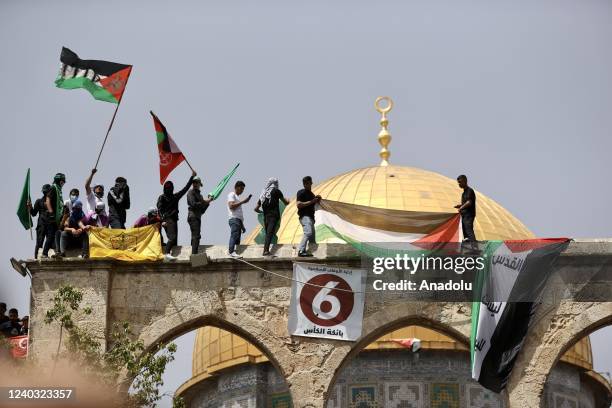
[23,242,612,408]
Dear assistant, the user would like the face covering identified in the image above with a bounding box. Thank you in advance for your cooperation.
[95,191,104,199]
[70,195,78,203]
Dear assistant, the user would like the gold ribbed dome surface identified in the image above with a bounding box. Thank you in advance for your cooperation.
[182,326,593,394]
[245,165,534,244]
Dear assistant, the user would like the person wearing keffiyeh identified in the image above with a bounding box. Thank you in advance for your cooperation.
[254,177,289,256]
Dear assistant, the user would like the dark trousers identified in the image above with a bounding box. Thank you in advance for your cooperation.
[109,216,125,229]
[461,214,476,242]
[228,218,243,253]
[263,213,280,253]
[35,224,47,258]
[42,221,58,256]
[60,231,88,256]
[163,218,178,254]
[188,215,201,254]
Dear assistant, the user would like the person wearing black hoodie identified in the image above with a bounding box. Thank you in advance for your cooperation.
[108,177,130,229]
[157,171,196,260]
[42,173,65,258]
[28,184,52,258]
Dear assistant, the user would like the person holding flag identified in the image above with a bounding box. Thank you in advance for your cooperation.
[42,173,66,258]
[228,181,251,258]
[28,184,52,258]
[157,171,196,260]
[187,177,213,255]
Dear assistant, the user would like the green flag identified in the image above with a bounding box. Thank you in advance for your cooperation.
[17,168,32,230]
[209,163,240,200]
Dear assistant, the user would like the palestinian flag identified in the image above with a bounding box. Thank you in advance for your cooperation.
[55,47,132,104]
[314,199,461,256]
[150,111,186,184]
[470,238,570,393]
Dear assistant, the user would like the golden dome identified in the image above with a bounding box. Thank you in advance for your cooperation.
[245,165,534,244]
[180,326,593,395]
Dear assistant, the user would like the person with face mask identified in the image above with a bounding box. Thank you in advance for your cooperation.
[187,176,213,255]
[27,184,51,258]
[157,170,196,260]
[58,199,88,258]
[42,173,65,258]
[63,188,80,212]
[84,168,105,213]
[108,176,130,229]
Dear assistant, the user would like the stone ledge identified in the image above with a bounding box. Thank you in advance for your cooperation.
[22,240,612,271]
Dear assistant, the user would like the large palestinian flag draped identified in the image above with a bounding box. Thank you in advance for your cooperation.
[470,238,570,393]
[55,47,132,104]
[314,199,461,256]
[150,111,187,184]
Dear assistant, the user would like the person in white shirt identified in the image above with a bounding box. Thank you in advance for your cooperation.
[227,181,251,258]
[84,168,105,213]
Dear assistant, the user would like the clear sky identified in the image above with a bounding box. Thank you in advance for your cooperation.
[1,0,611,406]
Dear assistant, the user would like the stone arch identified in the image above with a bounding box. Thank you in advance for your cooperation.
[140,314,288,380]
[507,302,612,408]
[323,301,474,405]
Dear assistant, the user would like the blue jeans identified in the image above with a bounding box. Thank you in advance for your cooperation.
[228,218,243,253]
[298,216,316,253]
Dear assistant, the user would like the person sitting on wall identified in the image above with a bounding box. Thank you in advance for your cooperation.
[58,200,88,258]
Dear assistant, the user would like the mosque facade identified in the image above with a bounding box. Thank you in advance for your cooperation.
[175,99,611,407]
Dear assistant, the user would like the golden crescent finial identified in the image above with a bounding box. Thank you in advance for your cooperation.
[375,96,393,166]
[375,96,393,114]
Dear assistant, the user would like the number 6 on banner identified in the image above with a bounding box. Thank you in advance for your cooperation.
[312,281,341,320]
[300,274,354,327]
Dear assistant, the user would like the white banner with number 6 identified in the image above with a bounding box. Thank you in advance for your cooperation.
[288,262,365,341]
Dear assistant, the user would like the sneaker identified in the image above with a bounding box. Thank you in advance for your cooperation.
[298,251,313,257]
[229,252,243,259]
[262,251,271,256]
[164,253,177,261]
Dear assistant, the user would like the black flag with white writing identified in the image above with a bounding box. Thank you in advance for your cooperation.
[470,238,570,393]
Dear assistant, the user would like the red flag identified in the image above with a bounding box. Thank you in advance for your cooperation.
[9,335,28,359]
[391,337,421,352]
[150,111,186,184]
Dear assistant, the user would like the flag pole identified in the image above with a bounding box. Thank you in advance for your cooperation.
[93,71,132,170]
[182,156,196,174]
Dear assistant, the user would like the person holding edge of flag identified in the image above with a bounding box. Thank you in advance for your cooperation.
[296,176,321,257]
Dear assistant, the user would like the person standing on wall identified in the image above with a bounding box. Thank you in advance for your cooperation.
[187,176,213,255]
[227,181,251,258]
[254,177,289,257]
[455,174,477,243]
[295,176,321,257]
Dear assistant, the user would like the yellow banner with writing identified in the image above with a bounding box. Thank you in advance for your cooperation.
[88,224,163,261]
